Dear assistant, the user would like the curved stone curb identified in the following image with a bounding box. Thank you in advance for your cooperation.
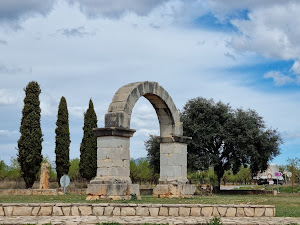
[0,203,275,217]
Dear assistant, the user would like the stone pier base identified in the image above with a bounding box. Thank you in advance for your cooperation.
[86,183,140,200]
[153,183,196,198]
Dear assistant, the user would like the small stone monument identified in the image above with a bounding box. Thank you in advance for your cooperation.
[39,163,49,189]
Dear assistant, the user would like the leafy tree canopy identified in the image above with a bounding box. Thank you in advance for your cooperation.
[79,99,98,180]
[181,97,282,192]
[17,81,43,188]
[55,96,71,184]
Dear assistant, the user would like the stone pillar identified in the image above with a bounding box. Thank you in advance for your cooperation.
[86,127,140,200]
[39,163,49,189]
[153,136,196,198]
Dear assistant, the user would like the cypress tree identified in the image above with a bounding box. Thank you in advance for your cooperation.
[79,99,98,180]
[18,81,43,188]
[55,96,71,184]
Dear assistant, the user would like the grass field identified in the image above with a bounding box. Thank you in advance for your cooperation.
[0,194,299,217]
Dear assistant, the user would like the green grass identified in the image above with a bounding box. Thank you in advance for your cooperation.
[0,194,300,217]
[235,184,300,193]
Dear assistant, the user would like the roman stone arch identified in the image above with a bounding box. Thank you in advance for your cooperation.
[87,81,195,200]
[105,81,183,137]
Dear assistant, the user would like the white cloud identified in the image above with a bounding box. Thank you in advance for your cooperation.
[67,0,168,18]
[0,130,18,137]
[0,89,22,105]
[291,61,300,74]
[264,71,294,86]
[229,2,300,60]
[68,106,86,119]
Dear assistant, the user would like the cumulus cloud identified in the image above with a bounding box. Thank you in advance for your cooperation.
[228,2,300,61]
[264,71,294,86]
[0,0,55,28]
[67,0,168,18]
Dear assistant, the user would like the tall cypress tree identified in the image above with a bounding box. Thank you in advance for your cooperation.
[18,81,43,188]
[79,99,98,180]
[55,96,71,184]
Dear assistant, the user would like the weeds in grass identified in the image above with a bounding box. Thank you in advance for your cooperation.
[206,217,222,225]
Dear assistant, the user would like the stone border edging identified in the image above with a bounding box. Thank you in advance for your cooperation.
[0,203,275,217]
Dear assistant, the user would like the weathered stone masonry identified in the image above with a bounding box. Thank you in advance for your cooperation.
[0,203,275,217]
[87,81,196,199]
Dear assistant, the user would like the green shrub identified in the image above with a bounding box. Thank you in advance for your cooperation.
[206,217,222,225]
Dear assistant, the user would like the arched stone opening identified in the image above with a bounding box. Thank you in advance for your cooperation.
[87,82,195,200]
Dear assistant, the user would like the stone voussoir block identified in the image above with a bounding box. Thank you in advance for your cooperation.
[244,207,255,217]
[52,206,63,216]
[113,207,121,216]
[201,207,213,217]
[265,207,275,217]
[39,206,52,216]
[93,206,104,216]
[254,207,265,217]
[71,206,80,216]
[104,206,114,216]
[121,207,135,216]
[149,207,159,217]
[236,207,245,217]
[225,207,236,217]
[179,207,190,217]
[169,207,179,217]
[190,207,201,216]
[62,207,71,216]
[136,207,149,216]
[78,206,92,216]
[159,207,168,216]
[12,206,32,216]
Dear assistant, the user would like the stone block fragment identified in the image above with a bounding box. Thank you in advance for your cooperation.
[104,206,114,216]
[93,207,104,216]
[79,206,92,216]
[169,207,179,217]
[225,207,236,217]
[190,207,201,216]
[71,206,80,216]
[217,207,227,216]
[265,208,275,217]
[149,208,159,217]
[179,207,190,217]
[202,207,213,216]
[62,207,71,216]
[236,208,245,217]
[12,206,32,216]
[0,207,4,216]
[254,208,265,217]
[53,206,63,216]
[39,207,52,216]
[113,207,121,216]
[4,206,13,216]
[121,207,135,216]
[244,208,254,217]
[136,207,149,216]
[159,207,168,216]
[212,207,220,217]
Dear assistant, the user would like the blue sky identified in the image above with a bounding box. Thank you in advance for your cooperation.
[1,0,300,167]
